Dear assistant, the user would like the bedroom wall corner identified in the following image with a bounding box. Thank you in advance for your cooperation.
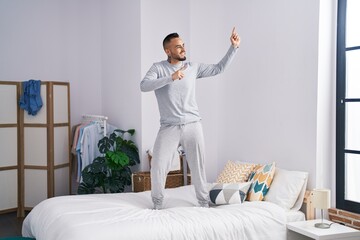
[315,0,337,207]
[100,0,142,172]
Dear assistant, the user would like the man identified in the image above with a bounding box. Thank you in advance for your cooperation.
[140,28,240,209]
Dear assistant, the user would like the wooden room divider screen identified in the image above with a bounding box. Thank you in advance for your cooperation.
[0,81,71,217]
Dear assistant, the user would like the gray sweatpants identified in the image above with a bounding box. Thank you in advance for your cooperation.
[151,121,209,207]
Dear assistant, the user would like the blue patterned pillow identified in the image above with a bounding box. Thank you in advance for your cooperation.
[209,182,252,205]
[247,162,276,201]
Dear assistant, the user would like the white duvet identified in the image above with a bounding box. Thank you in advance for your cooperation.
[22,185,287,240]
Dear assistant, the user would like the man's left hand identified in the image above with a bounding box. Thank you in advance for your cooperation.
[230,27,241,48]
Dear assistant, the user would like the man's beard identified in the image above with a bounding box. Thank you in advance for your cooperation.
[168,52,186,62]
[172,52,186,61]
[174,56,186,61]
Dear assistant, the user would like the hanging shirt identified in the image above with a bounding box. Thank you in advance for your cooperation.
[71,123,89,155]
[76,122,94,181]
[79,122,117,178]
[19,79,43,116]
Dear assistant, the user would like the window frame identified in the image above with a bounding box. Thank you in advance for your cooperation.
[336,0,360,214]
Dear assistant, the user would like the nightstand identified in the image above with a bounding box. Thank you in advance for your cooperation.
[287,219,360,240]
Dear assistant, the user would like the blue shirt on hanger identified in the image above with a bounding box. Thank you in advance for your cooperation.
[19,79,43,116]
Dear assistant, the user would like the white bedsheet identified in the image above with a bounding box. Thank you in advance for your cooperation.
[285,210,305,223]
[22,185,288,240]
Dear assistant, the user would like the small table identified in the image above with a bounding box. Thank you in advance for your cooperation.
[287,219,360,240]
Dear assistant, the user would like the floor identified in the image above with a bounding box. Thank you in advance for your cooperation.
[0,212,25,238]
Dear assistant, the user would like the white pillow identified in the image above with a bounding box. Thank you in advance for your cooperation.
[264,168,308,210]
[290,174,308,211]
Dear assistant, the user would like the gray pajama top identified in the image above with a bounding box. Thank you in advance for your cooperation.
[140,45,238,125]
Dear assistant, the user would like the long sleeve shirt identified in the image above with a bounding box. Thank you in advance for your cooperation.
[140,45,238,125]
[80,123,117,173]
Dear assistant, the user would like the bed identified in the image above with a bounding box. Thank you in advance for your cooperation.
[22,165,310,240]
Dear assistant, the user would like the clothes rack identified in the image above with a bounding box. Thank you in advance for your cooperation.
[82,114,108,137]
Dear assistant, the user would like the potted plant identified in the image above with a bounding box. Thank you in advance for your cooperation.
[78,129,140,194]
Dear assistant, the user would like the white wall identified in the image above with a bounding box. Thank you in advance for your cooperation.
[138,0,332,187]
[215,0,321,188]
[0,0,103,125]
[316,0,337,204]
[137,0,337,200]
[0,0,337,195]
[189,0,224,181]
[101,0,142,162]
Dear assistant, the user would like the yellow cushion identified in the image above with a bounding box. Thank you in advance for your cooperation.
[216,160,257,183]
[247,162,276,201]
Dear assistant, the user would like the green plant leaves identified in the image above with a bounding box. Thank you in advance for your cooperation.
[98,136,114,154]
[105,151,129,170]
[78,128,139,194]
[90,157,107,173]
[119,143,140,165]
[77,182,95,194]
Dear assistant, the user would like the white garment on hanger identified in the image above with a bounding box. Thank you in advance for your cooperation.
[79,123,117,174]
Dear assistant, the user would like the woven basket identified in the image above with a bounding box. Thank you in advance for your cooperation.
[132,171,191,192]
[147,154,190,174]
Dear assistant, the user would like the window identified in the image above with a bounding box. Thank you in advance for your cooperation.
[336,0,360,214]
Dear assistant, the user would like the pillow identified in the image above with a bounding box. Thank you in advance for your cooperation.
[246,162,276,201]
[264,168,309,210]
[216,160,257,183]
[210,182,252,205]
[291,176,308,211]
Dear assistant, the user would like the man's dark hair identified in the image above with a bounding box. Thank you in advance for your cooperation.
[163,33,179,49]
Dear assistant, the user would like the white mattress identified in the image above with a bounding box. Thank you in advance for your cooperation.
[23,185,291,240]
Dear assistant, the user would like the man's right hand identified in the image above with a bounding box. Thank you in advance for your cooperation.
[172,65,187,81]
